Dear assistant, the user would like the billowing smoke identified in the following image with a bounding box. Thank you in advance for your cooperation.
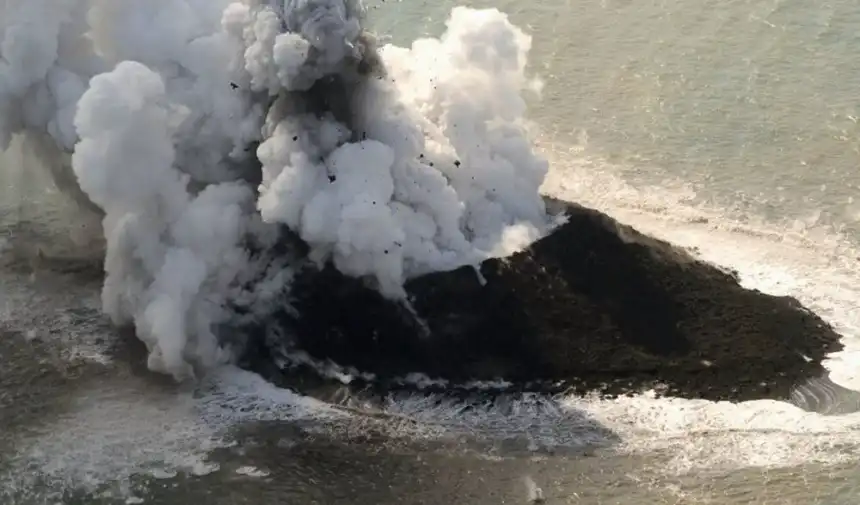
[0,0,551,379]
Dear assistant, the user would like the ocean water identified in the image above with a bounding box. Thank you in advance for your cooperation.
[371,0,860,241]
[2,0,860,504]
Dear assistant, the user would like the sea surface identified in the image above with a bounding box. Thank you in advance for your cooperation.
[3,0,860,503]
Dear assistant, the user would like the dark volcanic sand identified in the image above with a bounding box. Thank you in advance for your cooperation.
[245,198,847,404]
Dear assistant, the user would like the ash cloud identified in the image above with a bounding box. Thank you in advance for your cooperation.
[0,0,551,379]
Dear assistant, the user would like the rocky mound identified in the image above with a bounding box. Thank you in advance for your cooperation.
[241,198,846,404]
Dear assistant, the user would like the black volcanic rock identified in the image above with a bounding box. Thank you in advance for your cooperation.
[245,198,846,404]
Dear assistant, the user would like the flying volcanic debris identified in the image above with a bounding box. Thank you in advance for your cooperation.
[0,0,551,379]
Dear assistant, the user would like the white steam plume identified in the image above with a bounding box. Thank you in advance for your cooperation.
[1,0,551,379]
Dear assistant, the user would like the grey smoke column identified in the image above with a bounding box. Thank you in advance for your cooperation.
[6,1,552,379]
[262,0,380,88]
[242,0,383,146]
[282,0,367,85]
